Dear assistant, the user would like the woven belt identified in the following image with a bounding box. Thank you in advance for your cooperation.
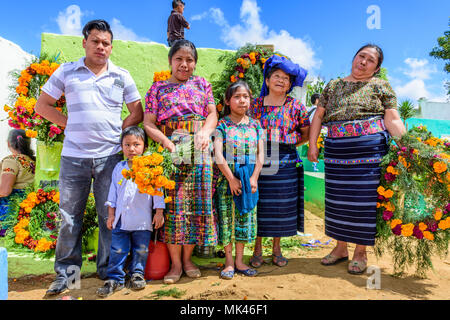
[325,117,386,138]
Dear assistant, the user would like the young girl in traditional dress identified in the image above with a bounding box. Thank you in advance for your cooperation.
[214,81,264,279]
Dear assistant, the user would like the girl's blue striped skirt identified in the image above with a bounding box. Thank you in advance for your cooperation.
[257,143,304,238]
[324,131,389,246]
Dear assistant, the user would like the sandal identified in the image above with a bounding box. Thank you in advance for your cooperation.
[249,254,264,268]
[220,269,235,280]
[236,268,258,277]
[164,271,183,284]
[321,254,349,266]
[272,254,288,267]
[184,268,201,278]
[348,260,367,275]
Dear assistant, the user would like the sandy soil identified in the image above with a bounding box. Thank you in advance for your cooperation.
[7,211,450,300]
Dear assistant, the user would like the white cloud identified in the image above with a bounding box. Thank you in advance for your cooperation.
[57,5,83,36]
[56,5,149,42]
[394,57,445,102]
[110,18,150,42]
[192,0,320,71]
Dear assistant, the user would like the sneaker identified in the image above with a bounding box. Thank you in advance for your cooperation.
[130,273,147,291]
[96,280,124,298]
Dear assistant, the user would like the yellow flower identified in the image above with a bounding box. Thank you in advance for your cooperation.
[164,196,172,203]
[434,209,443,221]
[391,219,402,229]
[423,231,435,241]
[433,162,447,174]
[401,223,414,237]
[158,146,164,153]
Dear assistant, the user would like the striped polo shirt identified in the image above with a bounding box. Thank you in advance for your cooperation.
[42,57,141,158]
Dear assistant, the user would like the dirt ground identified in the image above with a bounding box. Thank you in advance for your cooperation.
[7,211,450,300]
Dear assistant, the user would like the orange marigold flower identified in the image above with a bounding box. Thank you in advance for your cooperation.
[383,189,394,199]
[419,222,428,232]
[433,162,447,174]
[164,196,172,203]
[434,209,443,221]
[391,219,402,229]
[401,223,414,237]
[239,73,244,78]
[377,186,386,195]
[423,231,435,241]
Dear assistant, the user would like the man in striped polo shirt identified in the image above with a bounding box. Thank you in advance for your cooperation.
[35,20,143,296]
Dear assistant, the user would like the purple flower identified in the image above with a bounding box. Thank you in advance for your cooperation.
[385,173,396,182]
[378,195,386,201]
[383,211,393,221]
[0,229,6,237]
[427,221,438,232]
[392,224,402,236]
[401,147,407,152]
[46,222,56,231]
[413,226,423,240]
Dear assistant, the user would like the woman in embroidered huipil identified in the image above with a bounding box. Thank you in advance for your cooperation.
[308,44,406,274]
[144,40,218,284]
[0,129,35,236]
[249,55,310,268]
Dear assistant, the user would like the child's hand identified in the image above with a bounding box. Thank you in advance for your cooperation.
[107,215,115,230]
[228,177,242,196]
[250,176,258,194]
[153,210,165,230]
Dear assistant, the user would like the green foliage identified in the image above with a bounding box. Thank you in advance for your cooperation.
[375,67,389,81]
[429,19,450,95]
[398,99,417,125]
[305,78,325,108]
[147,287,186,300]
[211,44,275,115]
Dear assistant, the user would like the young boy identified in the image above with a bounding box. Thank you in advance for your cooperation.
[97,126,165,297]
[167,0,190,47]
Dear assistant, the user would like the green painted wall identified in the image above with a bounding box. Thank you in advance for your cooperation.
[41,33,231,102]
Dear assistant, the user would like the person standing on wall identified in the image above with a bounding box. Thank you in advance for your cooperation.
[35,19,143,296]
[167,0,190,47]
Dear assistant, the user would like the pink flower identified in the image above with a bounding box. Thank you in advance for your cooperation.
[427,221,438,232]
[383,211,393,221]
[392,224,402,236]
[50,235,57,240]
[50,126,62,135]
[384,173,396,182]
[413,226,423,240]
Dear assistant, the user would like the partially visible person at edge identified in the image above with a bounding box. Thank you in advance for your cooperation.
[0,129,36,236]
[308,93,321,124]
[35,19,143,296]
[97,126,165,298]
[307,44,406,275]
[249,55,310,268]
[214,81,264,280]
[167,0,190,47]
[144,39,218,284]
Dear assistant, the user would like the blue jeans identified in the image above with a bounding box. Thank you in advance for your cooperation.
[107,219,151,284]
[54,153,123,281]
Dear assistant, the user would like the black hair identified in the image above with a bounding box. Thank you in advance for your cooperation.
[82,20,114,42]
[7,129,35,162]
[172,0,185,9]
[353,44,384,75]
[120,126,148,150]
[311,93,321,105]
[168,39,198,64]
[222,81,253,117]
[265,67,295,95]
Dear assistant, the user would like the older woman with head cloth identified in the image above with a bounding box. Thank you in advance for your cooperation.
[249,55,310,268]
[308,44,406,274]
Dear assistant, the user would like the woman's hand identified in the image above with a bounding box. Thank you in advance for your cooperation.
[194,129,210,151]
[250,176,258,194]
[307,144,320,163]
[163,139,176,153]
[152,209,165,230]
[228,177,242,196]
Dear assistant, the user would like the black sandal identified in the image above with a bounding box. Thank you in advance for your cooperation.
[249,254,264,268]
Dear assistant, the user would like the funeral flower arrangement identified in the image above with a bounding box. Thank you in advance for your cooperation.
[375,126,450,277]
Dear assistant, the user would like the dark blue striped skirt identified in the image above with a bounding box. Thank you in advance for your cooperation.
[324,132,389,246]
[257,143,304,238]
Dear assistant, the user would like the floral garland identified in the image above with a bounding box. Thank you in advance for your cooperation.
[211,44,275,115]
[5,188,98,257]
[375,126,450,277]
[121,141,176,203]
[4,54,66,145]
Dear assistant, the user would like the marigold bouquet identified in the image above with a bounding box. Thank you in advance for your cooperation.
[121,141,176,203]
[4,53,67,146]
[375,126,450,277]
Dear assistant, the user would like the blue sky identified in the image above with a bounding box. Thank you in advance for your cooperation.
[1,0,449,103]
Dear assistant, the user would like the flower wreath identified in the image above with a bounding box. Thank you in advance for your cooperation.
[375,126,450,277]
[4,54,66,145]
[5,188,99,257]
[211,44,276,115]
[153,70,172,83]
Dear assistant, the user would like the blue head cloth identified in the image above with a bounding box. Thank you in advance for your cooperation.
[260,55,308,97]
